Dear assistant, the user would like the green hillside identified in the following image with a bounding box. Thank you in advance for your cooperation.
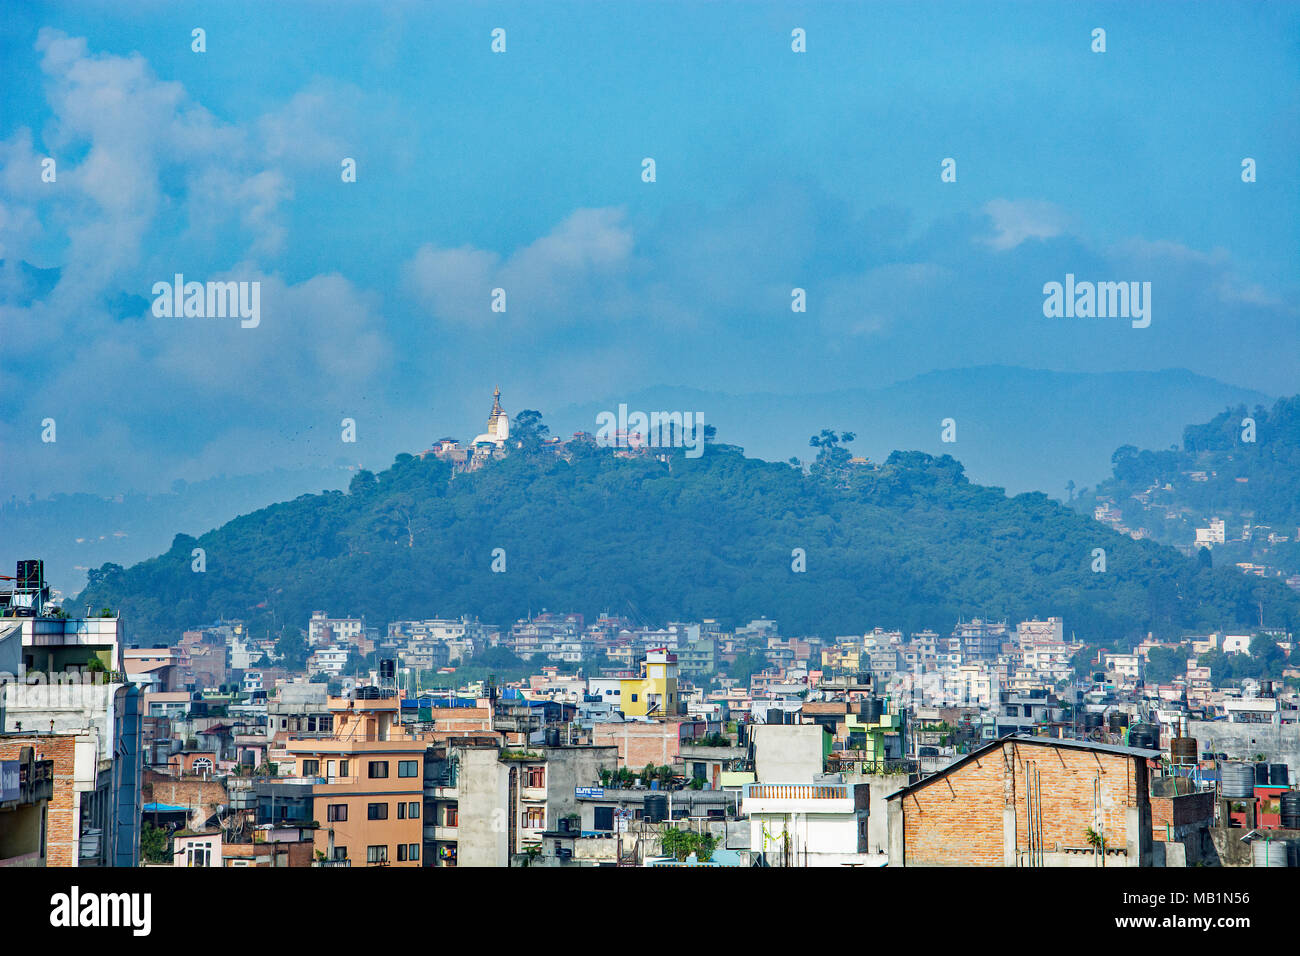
[1077,395,1300,576]
[76,415,1300,644]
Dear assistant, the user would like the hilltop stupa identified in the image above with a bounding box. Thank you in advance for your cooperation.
[471,386,510,447]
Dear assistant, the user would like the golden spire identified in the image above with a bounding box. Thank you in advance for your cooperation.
[487,385,504,433]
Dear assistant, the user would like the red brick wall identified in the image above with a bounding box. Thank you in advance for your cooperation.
[902,742,1143,866]
[0,735,77,867]
[142,769,227,819]
[902,746,1006,865]
[592,722,702,768]
[1151,791,1215,841]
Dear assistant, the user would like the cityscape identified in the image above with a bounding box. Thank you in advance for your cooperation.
[0,0,1297,940]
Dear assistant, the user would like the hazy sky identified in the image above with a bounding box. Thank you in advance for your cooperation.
[2,1,1297,499]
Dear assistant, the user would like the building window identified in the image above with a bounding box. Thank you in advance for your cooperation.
[408,802,420,819]
[368,760,389,779]
[631,694,638,702]
[367,802,389,820]
[445,806,458,827]
[339,759,348,777]
[327,804,348,822]
[367,845,388,865]
[302,759,320,776]
[398,760,419,778]
[408,843,419,861]
[332,846,348,861]
[525,766,545,788]
[397,802,406,819]
[524,807,545,829]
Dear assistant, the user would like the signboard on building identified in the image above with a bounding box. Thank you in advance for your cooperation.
[576,787,604,799]
[0,760,19,802]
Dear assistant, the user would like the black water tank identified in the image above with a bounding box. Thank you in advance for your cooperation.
[1085,713,1104,730]
[1255,763,1270,786]
[1280,792,1300,830]
[1128,725,1160,750]
[1270,764,1289,787]
[644,794,668,823]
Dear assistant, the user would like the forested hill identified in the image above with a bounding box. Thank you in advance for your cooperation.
[1075,395,1300,575]
[76,420,1300,645]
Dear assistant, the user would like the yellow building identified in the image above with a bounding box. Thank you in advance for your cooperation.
[619,649,681,718]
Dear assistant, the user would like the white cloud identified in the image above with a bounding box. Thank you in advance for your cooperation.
[982,198,1068,251]
[405,207,635,325]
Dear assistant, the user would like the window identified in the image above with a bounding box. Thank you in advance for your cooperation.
[631,694,638,702]
[409,802,420,819]
[327,804,348,822]
[302,759,320,776]
[367,845,388,865]
[593,806,614,832]
[397,802,406,819]
[326,760,336,779]
[367,802,389,820]
[445,806,458,827]
[339,760,348,777]
[524,807,545,829]
[398,760,419,778]
[408,843,419,861]
[368,760,389,779]
[525,766,545,788]
[397,844,408,862]
[332,846,348,860]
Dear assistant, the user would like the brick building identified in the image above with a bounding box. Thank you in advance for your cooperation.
[886,735,1158,867]
[0,734,78,867]
[590,719,706,769]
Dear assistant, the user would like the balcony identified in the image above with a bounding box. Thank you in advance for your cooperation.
[741,783,861,815]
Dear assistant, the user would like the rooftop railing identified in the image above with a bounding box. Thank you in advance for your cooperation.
[744,783,848,801]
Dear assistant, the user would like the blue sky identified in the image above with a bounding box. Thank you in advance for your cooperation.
[1,0,1297,499]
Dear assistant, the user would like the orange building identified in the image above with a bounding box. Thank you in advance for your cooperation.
[286,692,425,867]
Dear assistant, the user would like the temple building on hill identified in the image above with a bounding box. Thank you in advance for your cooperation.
[471,386,510,448]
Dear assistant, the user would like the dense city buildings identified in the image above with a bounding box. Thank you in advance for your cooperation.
[3,555,1300,869]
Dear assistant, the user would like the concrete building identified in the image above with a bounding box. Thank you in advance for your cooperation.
[0,739,58,866]
[0,607,142,867]
[619,648,681,717]
[285,691,425,866]
[423,741,618,866]
[752,723,826,784]
[743,779,875,866]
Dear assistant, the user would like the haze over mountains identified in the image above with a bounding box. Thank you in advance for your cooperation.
[555,366,1272,497]
[1,366,1272,595]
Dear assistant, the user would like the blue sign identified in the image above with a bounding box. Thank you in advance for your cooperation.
[575,787,604,799]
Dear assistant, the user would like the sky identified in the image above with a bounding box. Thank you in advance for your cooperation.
[1,0,1297,501]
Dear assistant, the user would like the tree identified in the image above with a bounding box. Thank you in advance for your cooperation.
[513,410,550,453]
[141,822,170,864]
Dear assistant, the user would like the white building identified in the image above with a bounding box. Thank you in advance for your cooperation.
[308,612,364,648]
[742,781,879,867]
